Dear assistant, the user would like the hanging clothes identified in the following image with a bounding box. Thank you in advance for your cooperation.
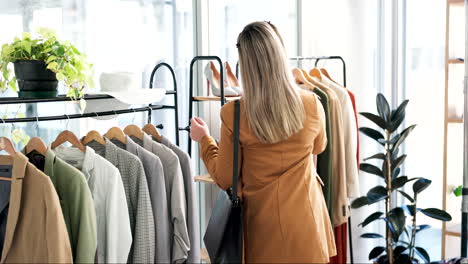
[319,75,360,198]
[87,138,156,264]
[0,153,72,263]
[329,223,348,264]
[309,80,349,226]
[110,135,172,263]
[160,135,200,264]
[131,133,189,264]
[53,145,132,264]
[23,148,97,263]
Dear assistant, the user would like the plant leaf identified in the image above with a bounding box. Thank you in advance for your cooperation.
[395,254,412,264]
[414,247,430,263]
[392,125,417,153]
[416,224,431,233]
[454,185,463,197]
[351,196,369,209]
[387,207,406,242]
[392,168,401,179]
[398,190,415,203]
[394,245,407,256]
[391,155,407,173]
[360,127,385,144]
[377,93,391,122]
[364,153,386,161]
[391,176,408,190]
[359,212,384,227]
[367,186,388,204]
[413,178,432,195]
[361,233,384,239]
[360,163,384,178]
[403,205,416,217]
[369,246,385,260]
[389,100,409,133]
[420,208,452,221]
[360,112,387,130]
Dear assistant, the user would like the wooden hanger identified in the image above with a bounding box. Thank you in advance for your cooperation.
[0,137,16,181]
[51,130,86,152]
[82,130,105,145]
[105,127,127,144]
[309,68,322,81]
[292,68,315,91]
[142,124,163,142]
[320,68,332,80]
[300,69,322,86]
[25,137,47,156]
[123,125,144,141]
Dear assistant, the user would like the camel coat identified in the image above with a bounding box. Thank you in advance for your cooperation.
[200,90,336,263]
[0,153,72,263]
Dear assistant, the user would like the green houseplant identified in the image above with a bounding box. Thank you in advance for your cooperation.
[0,27,93,98]
[352,94,452,264]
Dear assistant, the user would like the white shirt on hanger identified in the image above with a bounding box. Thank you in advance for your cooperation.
[53,145,132,264]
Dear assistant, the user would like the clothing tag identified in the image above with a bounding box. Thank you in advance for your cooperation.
[342,205,347,217]
[66,160,79,165]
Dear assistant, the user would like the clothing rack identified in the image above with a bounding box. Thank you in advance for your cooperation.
[290,55,353,264]
[182,55,233,156]
[0,62,180,145]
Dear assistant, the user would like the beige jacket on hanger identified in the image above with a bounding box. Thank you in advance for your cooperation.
[307,78,349,226]
[0,153,72,263]
[320,76,360,198]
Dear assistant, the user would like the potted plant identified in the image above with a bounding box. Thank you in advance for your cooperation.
[352,94,452,264]
[0,27,93,99]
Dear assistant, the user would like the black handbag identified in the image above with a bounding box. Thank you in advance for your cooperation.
[204,100,243,263]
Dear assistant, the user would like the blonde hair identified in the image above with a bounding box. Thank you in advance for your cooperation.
[237,21,305,144]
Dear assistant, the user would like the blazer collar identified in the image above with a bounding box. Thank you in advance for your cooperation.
[0,152,27,263]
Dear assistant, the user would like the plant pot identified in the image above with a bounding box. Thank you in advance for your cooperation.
[13,60,58,98]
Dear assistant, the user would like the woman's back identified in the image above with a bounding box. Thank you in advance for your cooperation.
[199,90,336,263]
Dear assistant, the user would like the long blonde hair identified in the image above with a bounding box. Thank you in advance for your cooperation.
[237,21,305,144]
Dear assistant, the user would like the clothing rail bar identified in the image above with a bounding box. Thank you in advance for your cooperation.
[0,105,167,124]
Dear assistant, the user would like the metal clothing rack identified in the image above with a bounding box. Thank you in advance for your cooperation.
[182,55,233,156]
[0,62,180,145]
[291,56,353,264]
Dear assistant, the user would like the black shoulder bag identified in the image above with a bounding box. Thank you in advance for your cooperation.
[204,100,243,263]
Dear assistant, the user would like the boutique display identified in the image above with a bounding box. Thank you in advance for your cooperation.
[0,124,197,264]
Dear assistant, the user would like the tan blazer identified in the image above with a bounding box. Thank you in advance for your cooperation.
[0,153,72,263]
[200,90,336,263]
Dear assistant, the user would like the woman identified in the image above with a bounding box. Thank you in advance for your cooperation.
[190,21,336,263]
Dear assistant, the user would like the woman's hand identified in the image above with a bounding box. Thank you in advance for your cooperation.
[190,117,210,142]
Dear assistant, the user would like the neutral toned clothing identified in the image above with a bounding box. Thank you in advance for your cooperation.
[200,90,336,263]
[0,153,72,263]
[161,135,200,264]
[309,79,349,226]
[113,136,171,263]
[135,134,189,263]
[53,146,132,264]
[24,149,97,263]
[308,86,334,222]
[346,88,360,168]
[87,139,155,264]
[320,76,360,198]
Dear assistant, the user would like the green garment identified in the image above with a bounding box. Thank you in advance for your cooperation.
[25,149,97,263]
[312,87,333,223]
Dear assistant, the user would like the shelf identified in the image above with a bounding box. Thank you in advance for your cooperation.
[446,223,461,237]
[449,0,464,5]
[193,96,241,102]
[195,174,215,184]
[448,117,464,123]
[201,248,210,263]
[0,90,175,105]
[448,58,464,64]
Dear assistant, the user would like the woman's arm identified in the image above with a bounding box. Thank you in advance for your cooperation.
[191,103,241,190]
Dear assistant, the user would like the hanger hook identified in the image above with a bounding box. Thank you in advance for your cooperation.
[131,108,137,124]
[65,114,70,130]
[36,116,40,136]
[93,112,99,118]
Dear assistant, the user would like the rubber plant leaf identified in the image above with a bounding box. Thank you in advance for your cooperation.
[420,208,452,221]
[359,127,385,144]
[369,246,385,260]
[360,112,387,130]
[377,93,391,122]
[359,211,384,227]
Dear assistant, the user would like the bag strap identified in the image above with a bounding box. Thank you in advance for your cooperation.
[232,100,241,205]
